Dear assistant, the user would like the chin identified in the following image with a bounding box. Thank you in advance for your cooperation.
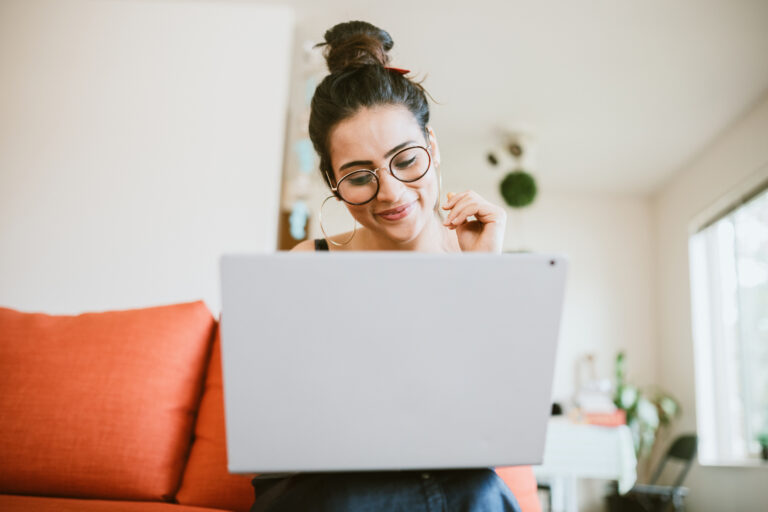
[381,226,420,244]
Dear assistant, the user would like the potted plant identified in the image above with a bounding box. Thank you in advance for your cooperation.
[758,432,768,461]
[614,352,681,465]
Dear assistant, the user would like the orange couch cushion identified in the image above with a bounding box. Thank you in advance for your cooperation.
[495,465,542,512]
[0,301,216,502]
[0,494,232,512]
[176,325,255,511]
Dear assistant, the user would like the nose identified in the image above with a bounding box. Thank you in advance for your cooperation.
[375,167,406,203]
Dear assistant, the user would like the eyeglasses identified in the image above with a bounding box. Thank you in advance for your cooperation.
[326,145,432,205]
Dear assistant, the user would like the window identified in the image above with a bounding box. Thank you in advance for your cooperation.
[689,175,768,466]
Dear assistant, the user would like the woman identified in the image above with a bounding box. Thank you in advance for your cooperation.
[293,20,506,254]
[251,20,522,512]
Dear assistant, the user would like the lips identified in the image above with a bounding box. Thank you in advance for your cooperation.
[376,200,416,221]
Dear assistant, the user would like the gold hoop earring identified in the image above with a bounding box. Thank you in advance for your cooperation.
[434,163,444,219]
[319,195,357,246]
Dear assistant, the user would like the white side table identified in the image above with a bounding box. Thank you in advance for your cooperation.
[533,417,637,512]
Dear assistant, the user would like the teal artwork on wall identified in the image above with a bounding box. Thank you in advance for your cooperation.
[289,200,309,240]
[294,139,314,174]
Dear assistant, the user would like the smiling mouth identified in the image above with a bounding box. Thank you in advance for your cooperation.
[376,201,416,220]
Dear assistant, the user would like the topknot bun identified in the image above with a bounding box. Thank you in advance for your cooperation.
[316,21,393,74]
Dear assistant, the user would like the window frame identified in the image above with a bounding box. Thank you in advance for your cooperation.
[687,162,768,468]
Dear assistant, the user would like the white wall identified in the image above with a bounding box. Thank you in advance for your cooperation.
[0,0,294,316]
[651,91,768,512]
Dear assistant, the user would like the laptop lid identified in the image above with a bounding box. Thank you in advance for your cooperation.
[219,252,568,473]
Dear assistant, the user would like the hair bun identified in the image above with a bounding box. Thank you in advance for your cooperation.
[318,21,393,74]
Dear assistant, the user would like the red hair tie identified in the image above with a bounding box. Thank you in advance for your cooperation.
[385,67,410,75]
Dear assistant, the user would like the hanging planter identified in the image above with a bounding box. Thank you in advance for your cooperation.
[499,169,537,208]
[487,131,538,209]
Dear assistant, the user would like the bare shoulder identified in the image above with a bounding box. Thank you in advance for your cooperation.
[290,239,315,252]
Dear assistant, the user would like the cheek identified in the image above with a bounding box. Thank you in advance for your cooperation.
[346,204,371,223]
[416,172,438,202]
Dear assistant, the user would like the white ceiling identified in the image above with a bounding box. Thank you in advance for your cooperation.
[266,0,768,195]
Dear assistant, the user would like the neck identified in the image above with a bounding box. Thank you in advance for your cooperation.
[359,212,460,252]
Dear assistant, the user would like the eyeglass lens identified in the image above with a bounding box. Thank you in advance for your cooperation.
[336,146,430,205]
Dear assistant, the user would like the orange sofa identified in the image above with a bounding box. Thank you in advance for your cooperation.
[0,300,541,511]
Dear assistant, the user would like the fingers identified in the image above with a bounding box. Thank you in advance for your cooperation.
[442,190,503,227]
[442,191,468,210]
[442,191,474,224]
[444,202,476,228]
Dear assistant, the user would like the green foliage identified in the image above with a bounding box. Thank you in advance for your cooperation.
[499,170,537,208]
[614,351,681,459]
[758,432,768,447]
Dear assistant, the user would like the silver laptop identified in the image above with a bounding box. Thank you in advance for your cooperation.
[219,252,568,474]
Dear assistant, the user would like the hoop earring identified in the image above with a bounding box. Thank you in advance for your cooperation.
[433,163,445,219]
[319,195,357,247]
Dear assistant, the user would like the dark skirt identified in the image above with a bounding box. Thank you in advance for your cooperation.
[250,468,522,512]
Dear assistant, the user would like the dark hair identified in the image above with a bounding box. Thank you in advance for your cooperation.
[309,21,432,192]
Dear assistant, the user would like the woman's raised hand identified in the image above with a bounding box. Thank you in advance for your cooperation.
[442,191,506,253]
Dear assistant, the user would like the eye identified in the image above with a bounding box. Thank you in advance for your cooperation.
[394,157,416,170]
[346,173,374,186]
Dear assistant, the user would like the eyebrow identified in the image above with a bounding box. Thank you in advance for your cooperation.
[338,140,417,173]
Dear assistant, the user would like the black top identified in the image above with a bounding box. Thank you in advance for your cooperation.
[314,238,329,251]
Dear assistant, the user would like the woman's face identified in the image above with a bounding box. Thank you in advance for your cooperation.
[327,104,441,244]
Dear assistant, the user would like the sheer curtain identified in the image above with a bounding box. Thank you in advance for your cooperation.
[689,183,768,465]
